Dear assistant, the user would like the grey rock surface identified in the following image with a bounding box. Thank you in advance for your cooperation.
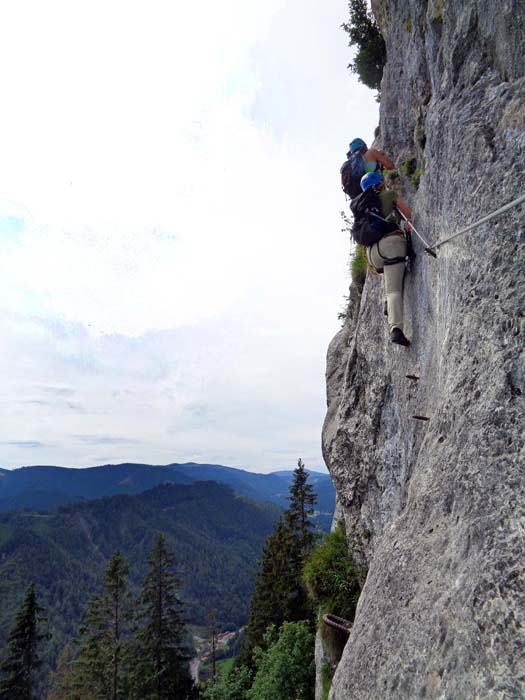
[315,630,331,700]
[323,1,525,698]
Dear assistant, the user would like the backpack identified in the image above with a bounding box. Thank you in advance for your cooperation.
[340,152,365,199]
[350,188,399,246]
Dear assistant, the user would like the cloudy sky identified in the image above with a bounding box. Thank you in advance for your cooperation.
[0,0,378,472]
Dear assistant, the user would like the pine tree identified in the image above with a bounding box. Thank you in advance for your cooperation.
[0,582,47,700]
[132,533,195,700]
[238,518,296,668]
[238,459,319,667]
[61,550,132,700]
[69,595,112,699]
[285,458,318,624]
[47,645,79,700]
[104,551,131,700]
[286,458,318,559]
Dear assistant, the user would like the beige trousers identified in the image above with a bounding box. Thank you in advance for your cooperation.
[367,234,407,332]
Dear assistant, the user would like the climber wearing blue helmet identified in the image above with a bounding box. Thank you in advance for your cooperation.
[341,138,396,199]
[348,137,367,154]
[361,172,413,347]
[360,171,384,190]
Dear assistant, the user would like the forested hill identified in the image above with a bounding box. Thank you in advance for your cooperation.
[0,462,335,528]
[0,481,280,671]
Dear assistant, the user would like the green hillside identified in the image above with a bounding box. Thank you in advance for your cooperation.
[0,481,279,673]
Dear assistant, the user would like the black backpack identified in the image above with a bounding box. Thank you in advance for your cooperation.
[340,152,365,198]
[350,188,399,246]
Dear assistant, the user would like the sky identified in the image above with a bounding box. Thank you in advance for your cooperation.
[0,0,378,473]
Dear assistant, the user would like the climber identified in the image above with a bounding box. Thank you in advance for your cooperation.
[340,138,396,199]
[356,171,413,347]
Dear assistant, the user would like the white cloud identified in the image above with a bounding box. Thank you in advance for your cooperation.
[0,0,379,470]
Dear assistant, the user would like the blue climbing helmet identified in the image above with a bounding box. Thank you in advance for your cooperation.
[348,137,366,154]
[360,171,383,192]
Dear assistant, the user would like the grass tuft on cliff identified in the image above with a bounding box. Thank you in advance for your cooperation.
[303,523,364,622]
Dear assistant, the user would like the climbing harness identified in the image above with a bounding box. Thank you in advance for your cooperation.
[429,193,525,251]
[322,614,352,636]
[395,208,437,258]
[365,212,411,272]
[372,233,408,273]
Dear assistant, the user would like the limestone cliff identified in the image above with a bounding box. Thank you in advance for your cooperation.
[322,1,524,698]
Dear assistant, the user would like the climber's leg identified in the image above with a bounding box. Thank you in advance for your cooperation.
[369,234,407,332]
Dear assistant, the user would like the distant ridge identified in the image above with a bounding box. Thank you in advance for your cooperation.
[0,461,335,529]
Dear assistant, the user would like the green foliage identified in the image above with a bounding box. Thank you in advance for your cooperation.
[201,665,252,700]
[400,156,417,178]
[342,0,386,91]
[428,0,444,22]
[0,582,47,700]
[286,459,318,562]
[247,622,315,700]
[384,168,399,183]
[337,294,350,324]
[131,534,194,700]
[320,662,332,700]
[303,524,364,622]
[238,518,297,669]
[216,657,234,677]
[239,462,319,669]
[400,155,423,189]
[46,645,77,700]
[412,168,422,188]
[339,210,367,304]
[61,550,132,700]
[48,540,196,700]
[351,245,367,290]
[414,124,426,149]
[0,481,280,686]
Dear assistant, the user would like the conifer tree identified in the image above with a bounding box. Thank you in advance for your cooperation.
[104,550,131,700]
[286,458,318,559]
[71,593,112,699]
[283,458,318,626]
[239,459,319,668]
[238,518,296,668]
[132,533,195,700]
[47,645,77,700]
[0,582,47,700]
[61,550,132,700]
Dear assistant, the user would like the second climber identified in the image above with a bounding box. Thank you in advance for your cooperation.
[351,171,413,347]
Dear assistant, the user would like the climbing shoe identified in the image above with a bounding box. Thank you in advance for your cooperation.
[391,328,410,346]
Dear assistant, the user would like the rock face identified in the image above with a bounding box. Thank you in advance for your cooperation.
[322,1,524,698]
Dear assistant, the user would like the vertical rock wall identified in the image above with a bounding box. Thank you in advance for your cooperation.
[322,1,524,698]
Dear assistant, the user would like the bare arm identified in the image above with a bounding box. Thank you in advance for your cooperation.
[366,148,395,170]
[395,195,412,221]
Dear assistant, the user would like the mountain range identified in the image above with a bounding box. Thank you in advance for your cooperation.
[0,461,335,529]
[0,461,335,682]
